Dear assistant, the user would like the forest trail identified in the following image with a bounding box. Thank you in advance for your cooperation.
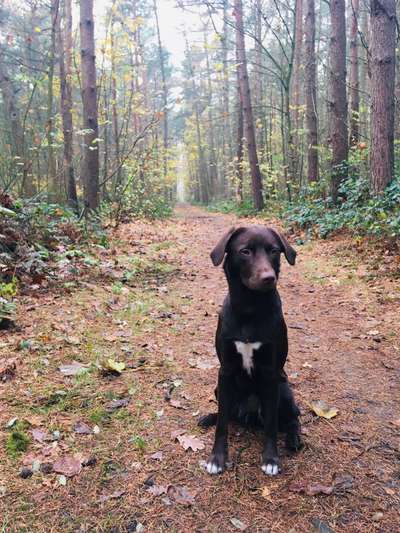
[1,205,399,532]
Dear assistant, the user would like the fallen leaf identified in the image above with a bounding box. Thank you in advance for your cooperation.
[97,490,125,503]
[169,398,187,410]
[309,400,338,419]
[31,428,52,443]
[230,517,247,530]
[260,486,273,502]
[0,357,17,381]
[73,421,92,435]
[64,336,80,345]
[53,455,82,477]
[176,434,205,451]
[149,451,163,461]
[290,481,333,496]
[59,361,88,376]
[107,397,130,411]
[148,484,168,496]
[101,358,125,374]
[188,358,217,370]
[166,485,195,506]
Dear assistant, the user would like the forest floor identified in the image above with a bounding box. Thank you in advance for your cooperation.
[0,205,399,533]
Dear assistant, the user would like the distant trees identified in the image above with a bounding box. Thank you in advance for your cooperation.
[0,0,398,212]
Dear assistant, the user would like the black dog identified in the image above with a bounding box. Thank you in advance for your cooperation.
[199,226,302,475]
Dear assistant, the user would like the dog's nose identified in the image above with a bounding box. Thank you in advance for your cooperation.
[260,272,276,285]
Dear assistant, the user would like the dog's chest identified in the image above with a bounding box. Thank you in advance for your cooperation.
[234,341,262,375]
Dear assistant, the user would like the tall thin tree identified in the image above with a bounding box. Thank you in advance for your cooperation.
[304,0,319,182]
[59,0,78,209]
[80,0,99,210]
[234,0,264,210]
[329,0,348,203]
[349,0,360,145]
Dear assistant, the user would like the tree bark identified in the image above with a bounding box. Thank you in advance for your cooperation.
[110,19,121,190]
[80,0,99,210]
[235,42,244,203]
[47,0,59,198]
[304,0,319,182]
[349,0,360,145]
[153,0,168,179]
[234,0,264,210]
[59,0,78,209]
[329,0,348,203]
[370,0,396,193]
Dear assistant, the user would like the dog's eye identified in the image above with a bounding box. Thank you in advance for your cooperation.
[240,248,251,256]
[271,248,280,256]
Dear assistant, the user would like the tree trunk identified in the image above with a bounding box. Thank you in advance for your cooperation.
[292,0,303,148]
[0,54,31,195]
[153,0,168,179]
[47,0,59,199]
[80,0,99,210]
[234,0,264,210]
[204,29,218,200]
[110,20,121,191]
[349,0,360,145]
[304,0,319,182]
[59,0,78,209]
[329,0,348,203]
[235,42,244,203]
[370,0,396,193]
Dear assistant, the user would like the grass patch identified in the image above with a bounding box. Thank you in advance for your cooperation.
[6,430,30,457]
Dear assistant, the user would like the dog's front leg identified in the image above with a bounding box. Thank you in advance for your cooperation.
[260,377,280,475]
[206,368,232,474]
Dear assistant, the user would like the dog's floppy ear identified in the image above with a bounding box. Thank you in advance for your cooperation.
[269,228,297,265]
[210,227,244,266]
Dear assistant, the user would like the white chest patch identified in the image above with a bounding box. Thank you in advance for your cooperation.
[234,341,262,375]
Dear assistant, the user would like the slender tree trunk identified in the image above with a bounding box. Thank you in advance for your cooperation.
[329,0,348,203]
[110,21,121,190]
[204,29,218,199]
[235,43,244,202]
[185,37,209,204]
[349,0,360,145]
[0,54,31,195]
[234,0,264,210]
[305,0,319,182]
[59,0,78,209]
[222,0,232,192]
[47,0,59,198]
[153,0,168,179]
[292,0,303,146]
[370,0,396,193]
[80,0,99,210]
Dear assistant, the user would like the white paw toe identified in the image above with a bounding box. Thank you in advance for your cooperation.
[206,461,222,475]
[261,462,279,476]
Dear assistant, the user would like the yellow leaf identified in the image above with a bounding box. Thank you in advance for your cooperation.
[101,358,125,374]
[308,400,338,419]
[260,486,273,501]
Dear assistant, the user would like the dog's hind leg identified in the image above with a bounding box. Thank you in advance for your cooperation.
[198,413,217,427]
[278,381,303,452]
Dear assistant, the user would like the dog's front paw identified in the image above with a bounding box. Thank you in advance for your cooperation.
[206,453,226,475]
[261,458,280,476]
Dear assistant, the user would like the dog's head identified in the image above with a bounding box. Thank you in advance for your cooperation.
[210,226,296,292]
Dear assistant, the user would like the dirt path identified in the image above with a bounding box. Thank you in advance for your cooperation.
[1,205,399,532]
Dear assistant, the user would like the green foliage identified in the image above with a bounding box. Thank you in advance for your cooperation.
[6,429,30,457]
[207,199,258,217]
[284,175,400,239]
